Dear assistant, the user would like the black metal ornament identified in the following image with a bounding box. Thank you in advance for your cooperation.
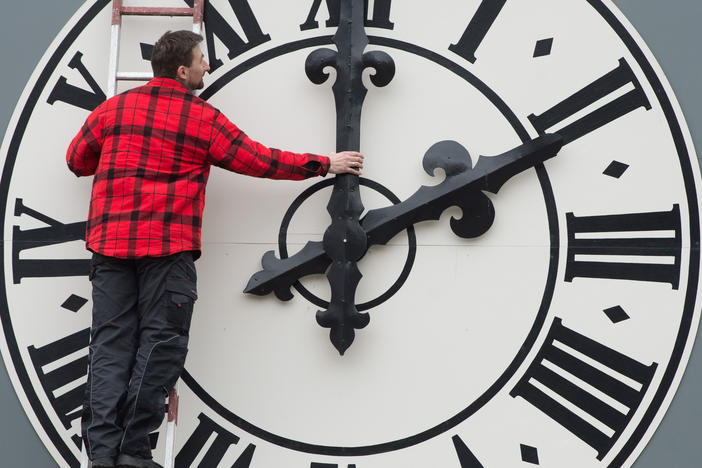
[303,0,395,355]
[243,0,565,356]
[362,134,564,246]
[245,135,564,322]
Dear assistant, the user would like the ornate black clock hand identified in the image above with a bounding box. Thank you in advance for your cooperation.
[245,133,563,299]
[363,133,564,246]
[304,0,395,355]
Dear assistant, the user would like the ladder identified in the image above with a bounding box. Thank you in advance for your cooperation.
[107,0,205,97]
[80,384,181,468]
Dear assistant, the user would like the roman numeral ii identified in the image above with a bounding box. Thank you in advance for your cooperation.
[529,58,651,144]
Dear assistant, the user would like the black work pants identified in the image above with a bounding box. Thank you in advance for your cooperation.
[81,251,197,460]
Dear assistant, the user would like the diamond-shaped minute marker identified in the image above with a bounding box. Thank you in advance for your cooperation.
[603,160,629,178]
[520,444,540,465]
[533,38,553,58]
[61,294,88,313]
[603,305,630,324]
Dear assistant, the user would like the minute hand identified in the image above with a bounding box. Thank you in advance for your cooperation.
[362,133,564,246]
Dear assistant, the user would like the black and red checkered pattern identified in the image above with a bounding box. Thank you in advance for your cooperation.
[67,78,329,259]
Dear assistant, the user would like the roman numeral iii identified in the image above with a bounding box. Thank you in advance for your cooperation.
[565,205,682,288]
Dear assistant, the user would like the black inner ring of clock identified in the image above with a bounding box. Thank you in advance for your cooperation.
[184,35,560,456]
[278,177,417,311]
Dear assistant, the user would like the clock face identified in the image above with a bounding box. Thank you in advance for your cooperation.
[1,0,700,467]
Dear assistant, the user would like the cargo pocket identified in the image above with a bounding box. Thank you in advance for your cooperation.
[165,278,197,335]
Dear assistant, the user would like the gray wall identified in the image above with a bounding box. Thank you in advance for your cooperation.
[0,1,700,466]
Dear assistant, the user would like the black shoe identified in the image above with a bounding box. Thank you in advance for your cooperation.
[116,453,163,468]
[91,457,115,468]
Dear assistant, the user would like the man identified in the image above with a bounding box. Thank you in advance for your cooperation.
[66,30,363,468]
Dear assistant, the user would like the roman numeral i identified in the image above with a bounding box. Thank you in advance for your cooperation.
[449,0,507,63]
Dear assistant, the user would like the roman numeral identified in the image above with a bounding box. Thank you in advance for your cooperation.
[452,435,484,467]
[300,0,394,31]
[28,328,90,438]
[46,51,106,112]
[12,199,89,283]
[175,413,255,467]
[184,0,270,72]
[510,318,657,460]
[528,58,651,144]
[448,0,507,63]
[565,205,682,288]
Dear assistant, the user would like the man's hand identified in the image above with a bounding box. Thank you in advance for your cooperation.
[328,151,364,175]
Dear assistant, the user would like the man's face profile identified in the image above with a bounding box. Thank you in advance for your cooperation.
[182,45,209,91]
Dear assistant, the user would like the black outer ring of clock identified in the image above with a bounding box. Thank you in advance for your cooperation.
[0,0,697,465]
[188,36,560,455]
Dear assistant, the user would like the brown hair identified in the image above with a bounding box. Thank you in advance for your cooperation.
[151,30,204,79]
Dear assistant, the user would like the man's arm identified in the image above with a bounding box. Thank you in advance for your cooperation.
[66,109,104,177]
[207,111,362,179]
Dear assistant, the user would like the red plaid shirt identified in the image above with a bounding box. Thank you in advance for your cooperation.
[67,78,329,259]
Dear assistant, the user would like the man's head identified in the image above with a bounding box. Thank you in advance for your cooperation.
[151,30,210,91]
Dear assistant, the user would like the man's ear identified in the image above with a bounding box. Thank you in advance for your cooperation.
[176,65,188,81]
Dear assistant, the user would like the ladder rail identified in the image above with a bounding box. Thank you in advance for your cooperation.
[79,382,181,467]
[163,383,180,468]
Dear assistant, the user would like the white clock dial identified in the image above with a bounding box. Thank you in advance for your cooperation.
[0,1,699,467]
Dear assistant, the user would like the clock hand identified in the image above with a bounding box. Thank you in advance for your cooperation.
[244,241,329,301]
[303,0,395,355]
[245,133,563,297]
[362,132,564,246]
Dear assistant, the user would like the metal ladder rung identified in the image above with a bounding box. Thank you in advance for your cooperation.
[120,7,198,17]
[116,71,153,80]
